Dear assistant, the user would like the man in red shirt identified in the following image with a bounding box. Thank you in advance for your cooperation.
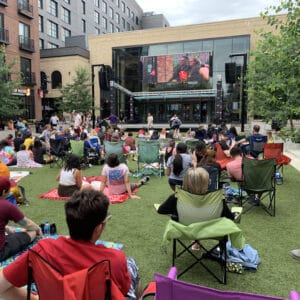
[0,176,41,263]
[0,188,141,300]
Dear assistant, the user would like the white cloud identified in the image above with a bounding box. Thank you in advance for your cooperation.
[136,0,282,26]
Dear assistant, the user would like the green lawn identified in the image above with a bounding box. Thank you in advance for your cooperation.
[12,161,300,298]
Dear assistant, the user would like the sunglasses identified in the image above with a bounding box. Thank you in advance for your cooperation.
[102,213,112,224]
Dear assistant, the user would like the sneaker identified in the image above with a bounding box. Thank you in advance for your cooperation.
[140,176,150,185]
[291,249,300,260]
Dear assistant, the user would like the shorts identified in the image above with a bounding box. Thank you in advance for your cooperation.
[168,178,183,187]
[126,257,140,300]
[0,232,31,262]
[58,184,80,197]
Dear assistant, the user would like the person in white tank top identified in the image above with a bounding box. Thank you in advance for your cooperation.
[56,154,82,197]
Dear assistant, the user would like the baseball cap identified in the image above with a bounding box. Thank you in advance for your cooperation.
[0,176,11,193]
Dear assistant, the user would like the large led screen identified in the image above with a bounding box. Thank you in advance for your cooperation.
[140,51,211,84]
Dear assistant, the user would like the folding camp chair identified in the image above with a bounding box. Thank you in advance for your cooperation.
[240,157,276,216]
[49,138,70,168]
[163,188,244,284]
[70,140,88,168]
[248,135,268,158]
[137,140,162,177]
[141,267,288,300]
[263,143,291,179]
[202,165,219,192]
[27,249,124,300]
[215,143,233,170]
[103,141,127,164]
[185,139,199,154]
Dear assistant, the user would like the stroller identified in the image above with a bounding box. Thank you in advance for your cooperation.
[85,137,102,165]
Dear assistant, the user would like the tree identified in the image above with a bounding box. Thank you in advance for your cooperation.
[0,45,24,119]
[58,67,93,114]
[247,0,300,129]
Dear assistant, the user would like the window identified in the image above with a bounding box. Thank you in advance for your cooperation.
[101,1,107,13]
[94,11,100,24]
[81,0,85,14]
[115,12,120,24]
[38,15,43,32]
[95,27,100,34]
[131,11,134,20]
[38,0,43,9]
[49,0,58,17]
[109,22,114,33]
[39,38,44,49]
[94,0,99,7]
[47,20,58,38]
[116,0,120,7]
[135,16,139,25]
[122,17,125,29]
[126,22,130,31]
[48,42,58,48]
[115,27,120,32]
[51,71,62,89]
[62,27,71,41]
[109,7,113,19]
[19,22,30,38]
[102,16,107,29]
[82,19,86,33]
[20,57,31,83]
[63,0,70,3]
[126,7,130,18]
[62,7,71,24]
[121,1,125,12]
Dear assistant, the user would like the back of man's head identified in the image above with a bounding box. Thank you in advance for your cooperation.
[253,125,260,133]
[230,147,242,158]
[65,189,109,241]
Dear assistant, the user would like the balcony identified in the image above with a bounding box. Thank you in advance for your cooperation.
[0,28,9,44]
[19,35,35,52]
[22,72,36,86]
[18,1,34,19]
[0,0,8,7]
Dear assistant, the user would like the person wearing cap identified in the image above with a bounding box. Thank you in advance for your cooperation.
[0,176,41,262]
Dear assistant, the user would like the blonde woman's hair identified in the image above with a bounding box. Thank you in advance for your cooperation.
[182,167,209,195]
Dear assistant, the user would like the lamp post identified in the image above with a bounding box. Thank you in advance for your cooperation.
[229,53,247,132]
[91,64,104,128]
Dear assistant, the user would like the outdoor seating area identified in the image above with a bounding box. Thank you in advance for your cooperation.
[0,150,298,297]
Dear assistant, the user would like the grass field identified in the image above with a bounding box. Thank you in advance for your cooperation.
[12,160,300,298]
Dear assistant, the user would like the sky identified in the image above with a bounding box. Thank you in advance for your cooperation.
[136,0,282,26]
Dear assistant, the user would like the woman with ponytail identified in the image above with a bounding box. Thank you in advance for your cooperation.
[166,142,193,191]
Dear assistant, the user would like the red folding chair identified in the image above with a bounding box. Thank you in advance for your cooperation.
[27,249,124,300]
[263,143,291,179]
[215,143,233,170]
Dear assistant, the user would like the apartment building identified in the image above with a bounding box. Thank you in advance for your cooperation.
[38,0,169,49]
[0,0,41,120]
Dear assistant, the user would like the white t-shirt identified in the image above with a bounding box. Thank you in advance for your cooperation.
[101,163,129,195]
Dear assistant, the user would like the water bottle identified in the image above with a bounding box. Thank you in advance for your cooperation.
[275,172,283,185]
[44,221,50,237]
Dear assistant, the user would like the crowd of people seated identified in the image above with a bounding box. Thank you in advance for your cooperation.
[0,115,296,299]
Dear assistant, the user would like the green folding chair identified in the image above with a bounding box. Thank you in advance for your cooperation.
[241,157,276,216]
[103,141,127,164]
[137,140,162,177]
